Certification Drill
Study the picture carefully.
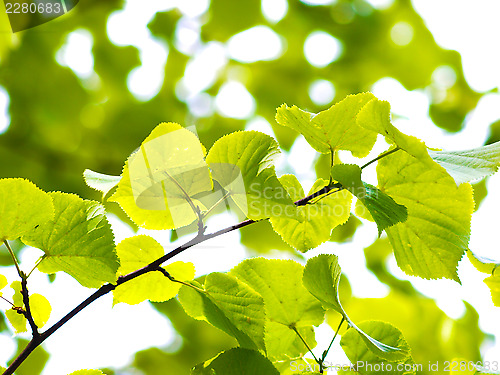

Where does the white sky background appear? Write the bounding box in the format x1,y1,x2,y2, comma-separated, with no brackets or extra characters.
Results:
1,0,500,373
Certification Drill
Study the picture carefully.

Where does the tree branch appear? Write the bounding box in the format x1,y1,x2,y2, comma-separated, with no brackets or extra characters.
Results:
3,180,342,375
21,277,40,339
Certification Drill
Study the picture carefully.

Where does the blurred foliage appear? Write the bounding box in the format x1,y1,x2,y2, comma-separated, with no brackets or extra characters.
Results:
0,0,497,373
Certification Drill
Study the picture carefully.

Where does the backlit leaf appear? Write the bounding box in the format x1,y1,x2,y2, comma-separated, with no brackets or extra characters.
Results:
358,183,408,236
206,130,297,220
67,370,105,375
83,169,121,199
110,122,212,229
303,255,407,361
429,141,500,185
22,192,119,288
178,272,266,351
113,235,195,305
378,151,474,281
191,348,279,375
0,178,54,241
30,293,51,329
270,176,352,251
276,93,378,157
340,321,414,374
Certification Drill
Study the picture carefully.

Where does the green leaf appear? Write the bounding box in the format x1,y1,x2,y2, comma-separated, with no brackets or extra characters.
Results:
83,169,121,198
231,258,324,327
303,255,407,361
6,281,26,333
270,176,352,251
484,271,500,307
340,321,414,374
356,98,434,166
205,130,296,220
428,141,500,185
4,281,51,331
110,122,212,229
30,293,51,329
0,178,54,241
230,258,324,359
358,183,408,236
178,272,266,351
67,370,105,375
330,164,407,235
0,274,7,294
467,250,500,275
22,192,119,288
303,254,343,314
276,93,378,157
377,151,474,281
331,164,366,199
191,348,279,375
113,235,195,305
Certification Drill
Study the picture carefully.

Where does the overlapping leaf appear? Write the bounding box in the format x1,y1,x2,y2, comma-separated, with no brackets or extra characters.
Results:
356,99,434,166
206,131,297,220
340,321,415,374
110,122,212,229
270,176,352,251
83,169,121,199
4,281,51,332
113,235,195,305
22,192,119,288
276,93,378,157
0,179,54,241
331,165,407,235
428,141,500,185
377,151,474,281
178,272,266,351
191,348,279,375
467,250,500,307
229,258,324,359
303,255,408,361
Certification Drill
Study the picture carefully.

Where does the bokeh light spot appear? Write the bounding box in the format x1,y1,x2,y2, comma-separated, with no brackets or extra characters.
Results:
432,65,457,89
227,26,283,63
261,0,288,23
390,21,414,46
304,31,342,67
309,79,335,106
56,29,94,79
215,81,256,119
0,86,10,134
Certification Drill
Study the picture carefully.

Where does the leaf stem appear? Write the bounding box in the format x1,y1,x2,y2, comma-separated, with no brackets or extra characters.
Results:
156,267,206,293
291,326,320,365
361,147,400,170
3,240,23,278
1,295,15,307
321,316,345,362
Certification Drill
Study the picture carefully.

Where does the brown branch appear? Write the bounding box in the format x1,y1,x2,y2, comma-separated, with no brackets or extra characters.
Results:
3,181,342,375
20,277,40,339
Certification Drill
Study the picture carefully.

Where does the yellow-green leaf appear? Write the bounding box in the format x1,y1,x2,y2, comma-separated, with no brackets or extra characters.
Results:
206,130,297,220
276,93,378,157
113,235,195,305
22,192,119,288
0,178,54,241
378,151,474,281
30,293,51,329
110,122,212,229
270,176,352,251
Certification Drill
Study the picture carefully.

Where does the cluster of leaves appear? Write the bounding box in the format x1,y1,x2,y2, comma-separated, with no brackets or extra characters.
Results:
1,93,500,374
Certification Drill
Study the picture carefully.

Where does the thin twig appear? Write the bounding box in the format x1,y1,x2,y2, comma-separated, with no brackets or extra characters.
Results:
21,277,40,338
3,240,22,278
321,316,345,362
